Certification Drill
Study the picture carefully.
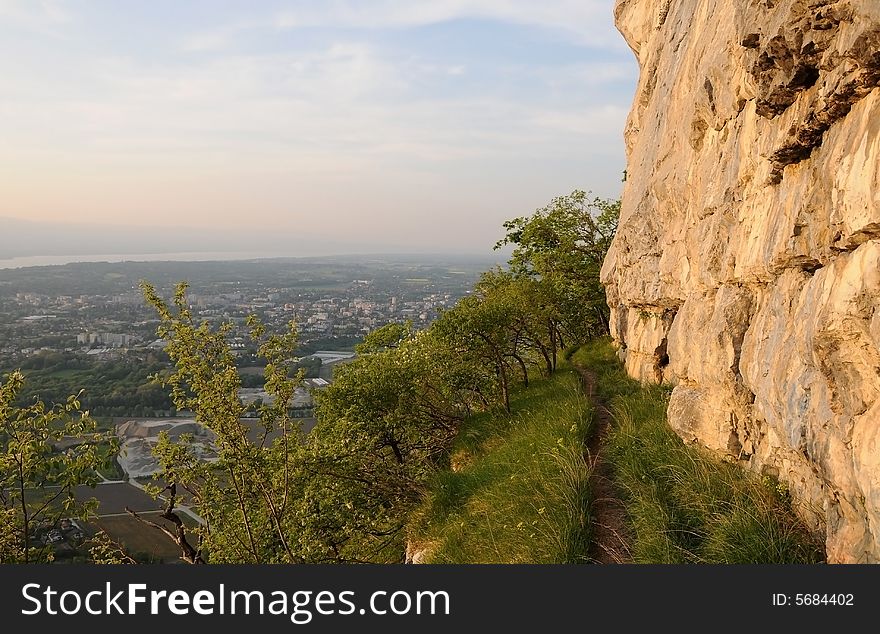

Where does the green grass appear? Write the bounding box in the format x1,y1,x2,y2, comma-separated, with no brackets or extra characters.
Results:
571,339,824,564
409,365,593,563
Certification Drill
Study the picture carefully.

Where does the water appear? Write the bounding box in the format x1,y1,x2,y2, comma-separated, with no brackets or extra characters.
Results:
0,251,306,270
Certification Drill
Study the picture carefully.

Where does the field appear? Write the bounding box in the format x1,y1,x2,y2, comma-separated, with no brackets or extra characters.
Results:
75,482,161,515
93,514,189,562
85,483,200,562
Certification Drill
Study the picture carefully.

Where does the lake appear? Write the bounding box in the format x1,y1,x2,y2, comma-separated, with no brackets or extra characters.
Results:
0,251,308,270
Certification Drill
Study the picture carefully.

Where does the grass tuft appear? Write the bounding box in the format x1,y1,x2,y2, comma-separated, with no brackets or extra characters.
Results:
571,339,824,564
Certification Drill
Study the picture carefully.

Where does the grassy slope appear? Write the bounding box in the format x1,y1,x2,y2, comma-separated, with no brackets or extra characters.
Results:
572,339,824,564
408,364,593,563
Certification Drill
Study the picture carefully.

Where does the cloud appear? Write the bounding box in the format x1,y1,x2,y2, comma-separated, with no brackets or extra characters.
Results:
272,0,617,43
0,0,70,21
2,36,629,161
181,29,235,53
179,0,622,53
0,1,634,251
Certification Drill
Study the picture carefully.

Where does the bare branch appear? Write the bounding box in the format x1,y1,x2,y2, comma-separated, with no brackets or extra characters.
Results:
125,494,205,564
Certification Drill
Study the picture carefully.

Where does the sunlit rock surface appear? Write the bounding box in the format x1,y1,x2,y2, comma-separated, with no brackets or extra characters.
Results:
602,0,880,562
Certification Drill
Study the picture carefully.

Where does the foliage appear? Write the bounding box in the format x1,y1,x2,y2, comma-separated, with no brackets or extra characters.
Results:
139,281,305,563
7,354,174,419
88,530,137,564
496,190,619,341
475,269,563,376
305,325,476,562
0,370,114,563
355,321,414,354
136,280,495,563
432,290,520,413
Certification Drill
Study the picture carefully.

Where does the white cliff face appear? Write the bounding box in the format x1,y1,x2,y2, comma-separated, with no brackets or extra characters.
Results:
602,0,880,562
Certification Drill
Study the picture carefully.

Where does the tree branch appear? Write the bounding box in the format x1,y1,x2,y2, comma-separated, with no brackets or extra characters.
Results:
125,486,204,564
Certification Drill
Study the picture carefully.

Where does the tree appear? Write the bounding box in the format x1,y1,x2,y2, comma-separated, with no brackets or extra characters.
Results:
432,291,520,413
138,284,480,563
0,371,113,563
306,327,467,562
496,190,619,341
475,269,560,376
355,321,414,354
138,281,305,563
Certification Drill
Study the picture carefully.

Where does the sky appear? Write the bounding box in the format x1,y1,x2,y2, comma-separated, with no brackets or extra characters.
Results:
0,0,637,257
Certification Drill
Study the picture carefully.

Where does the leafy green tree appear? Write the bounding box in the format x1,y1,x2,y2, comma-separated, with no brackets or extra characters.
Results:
0,371,112,563
138,285,475,564
138,281,305,563
496,190,619,341
473,268,560,378
307,327,466,562
432,291,520,413
355,321,414,354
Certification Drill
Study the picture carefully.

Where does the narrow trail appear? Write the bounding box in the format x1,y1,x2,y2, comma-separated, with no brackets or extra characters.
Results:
575,364,631,564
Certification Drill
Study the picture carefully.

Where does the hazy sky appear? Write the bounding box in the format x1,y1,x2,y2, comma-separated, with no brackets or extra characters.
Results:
0,0,636,255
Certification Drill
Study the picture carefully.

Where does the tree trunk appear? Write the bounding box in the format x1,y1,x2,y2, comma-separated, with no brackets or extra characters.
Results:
498,358,510,414
510,353,529,387
389,438,405,465
127,483,205,564
540,344,553,376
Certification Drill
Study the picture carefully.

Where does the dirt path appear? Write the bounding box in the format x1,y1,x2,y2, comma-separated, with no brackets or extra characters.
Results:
576,365,631,564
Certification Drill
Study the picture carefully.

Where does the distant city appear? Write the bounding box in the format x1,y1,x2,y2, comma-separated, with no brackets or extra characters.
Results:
0,254,494,368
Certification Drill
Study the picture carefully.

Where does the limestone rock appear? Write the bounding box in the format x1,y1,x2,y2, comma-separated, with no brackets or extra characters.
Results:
604,0,880,562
